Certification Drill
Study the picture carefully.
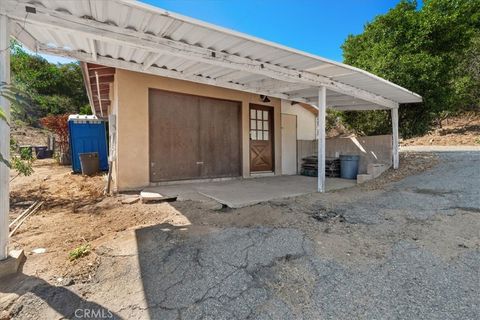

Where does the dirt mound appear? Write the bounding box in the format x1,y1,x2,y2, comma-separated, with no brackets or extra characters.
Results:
10,159,104,209
402,112,480,146
11,123,50,146
8,159,191,283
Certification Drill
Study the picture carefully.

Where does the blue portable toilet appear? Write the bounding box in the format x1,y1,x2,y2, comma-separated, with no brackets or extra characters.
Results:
68,115,109,173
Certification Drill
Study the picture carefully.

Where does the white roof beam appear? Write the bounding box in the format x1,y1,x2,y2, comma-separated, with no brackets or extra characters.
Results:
88,38,97,61
10,21,38,51
324,96,369,103
39,45,308,104
245,79,311,92
80,62,96,115
214,70,249,82
142,52,161,71
330,104,388,111
289,91,322,100
5,5,398,109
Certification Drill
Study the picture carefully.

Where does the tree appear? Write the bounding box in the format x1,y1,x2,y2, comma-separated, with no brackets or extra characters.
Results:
341,0,480,137
10,42,90,125
40,114,70,155
0,82,35,176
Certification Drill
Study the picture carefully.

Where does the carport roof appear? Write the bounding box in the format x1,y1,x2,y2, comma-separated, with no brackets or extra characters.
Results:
3,0,422,115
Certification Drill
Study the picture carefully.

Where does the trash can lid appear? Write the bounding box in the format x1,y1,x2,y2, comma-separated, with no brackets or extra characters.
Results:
339,154,360,160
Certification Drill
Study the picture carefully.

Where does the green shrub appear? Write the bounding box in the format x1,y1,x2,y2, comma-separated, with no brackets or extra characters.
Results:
68,244,91,261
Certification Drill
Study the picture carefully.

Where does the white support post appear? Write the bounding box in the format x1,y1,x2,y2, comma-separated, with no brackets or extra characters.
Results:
391,106,399,169
0,15,10,260
317,86,326,192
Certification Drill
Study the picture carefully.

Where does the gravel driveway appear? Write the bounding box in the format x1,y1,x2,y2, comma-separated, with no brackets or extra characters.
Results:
3,152,479,319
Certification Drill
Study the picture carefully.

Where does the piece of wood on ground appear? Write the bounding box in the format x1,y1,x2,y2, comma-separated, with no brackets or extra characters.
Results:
140,191,177,203
9,201,38,228
9,201,44,237
121,196,140,205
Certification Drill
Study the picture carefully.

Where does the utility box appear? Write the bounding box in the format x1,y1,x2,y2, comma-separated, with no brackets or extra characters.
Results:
68,115,108,173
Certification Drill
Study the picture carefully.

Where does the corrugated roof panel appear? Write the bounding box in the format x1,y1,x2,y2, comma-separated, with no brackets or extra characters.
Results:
130,50,150,65
5,0,422,108
176,60,201,73
164,56,192,71
168,23,196,41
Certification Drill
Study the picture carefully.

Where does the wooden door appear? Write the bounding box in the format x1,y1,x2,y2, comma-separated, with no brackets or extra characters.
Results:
249,104,274,172
149,89,241,182
149,90,200,181
281,114,297,175
198,96,242,178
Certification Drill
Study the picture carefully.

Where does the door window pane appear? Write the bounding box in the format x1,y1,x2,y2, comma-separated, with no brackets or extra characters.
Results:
257,110,263,119
263,121,269,130
250,109,256,119
263,111,268,120
257,120,263,130
250,120,256,129
250,130,256,140
263,131,269,140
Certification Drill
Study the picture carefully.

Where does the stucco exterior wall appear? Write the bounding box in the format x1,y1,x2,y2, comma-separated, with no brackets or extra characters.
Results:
280,100,317,140
114,69,282,191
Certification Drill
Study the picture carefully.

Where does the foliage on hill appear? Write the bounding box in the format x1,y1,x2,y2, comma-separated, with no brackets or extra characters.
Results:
10,41,90,125
341,0,480,138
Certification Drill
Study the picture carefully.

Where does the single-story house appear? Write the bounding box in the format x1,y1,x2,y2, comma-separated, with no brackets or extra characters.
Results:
1,0,422,195
0,0,423,258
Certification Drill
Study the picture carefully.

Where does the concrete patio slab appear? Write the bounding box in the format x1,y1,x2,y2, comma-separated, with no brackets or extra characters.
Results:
144,175,356,208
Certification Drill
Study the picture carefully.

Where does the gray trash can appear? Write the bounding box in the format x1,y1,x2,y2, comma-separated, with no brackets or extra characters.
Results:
340,155,360,179
79,152,99,176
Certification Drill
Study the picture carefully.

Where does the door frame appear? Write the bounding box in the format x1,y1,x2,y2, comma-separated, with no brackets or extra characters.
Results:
249,103,275,173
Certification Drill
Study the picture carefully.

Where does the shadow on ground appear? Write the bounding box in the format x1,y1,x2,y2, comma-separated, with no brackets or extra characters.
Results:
0,272,120,319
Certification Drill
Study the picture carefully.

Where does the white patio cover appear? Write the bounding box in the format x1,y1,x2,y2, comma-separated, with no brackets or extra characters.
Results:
2,0,422,115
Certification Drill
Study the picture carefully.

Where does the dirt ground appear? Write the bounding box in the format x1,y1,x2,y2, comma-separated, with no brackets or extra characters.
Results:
2,151,478,319
6,152,438,285
8,160,191,284
402,112,480,146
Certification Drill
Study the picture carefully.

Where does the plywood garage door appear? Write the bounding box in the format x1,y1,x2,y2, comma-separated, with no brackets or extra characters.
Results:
149,89,241,182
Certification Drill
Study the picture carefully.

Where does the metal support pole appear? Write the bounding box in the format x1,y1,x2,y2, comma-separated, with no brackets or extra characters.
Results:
0,14,11,260
391,106,399,169
317,86,326,192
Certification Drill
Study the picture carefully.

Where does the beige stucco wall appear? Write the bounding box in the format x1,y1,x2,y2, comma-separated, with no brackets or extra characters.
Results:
114,69,282,191
280,100,317,140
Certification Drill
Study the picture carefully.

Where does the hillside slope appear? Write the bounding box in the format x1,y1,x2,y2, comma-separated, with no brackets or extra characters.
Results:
402,112,480,146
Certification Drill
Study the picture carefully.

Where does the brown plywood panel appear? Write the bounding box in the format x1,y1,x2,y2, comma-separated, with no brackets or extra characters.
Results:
149,89,200,181
198,97,242,178
149,89,241,182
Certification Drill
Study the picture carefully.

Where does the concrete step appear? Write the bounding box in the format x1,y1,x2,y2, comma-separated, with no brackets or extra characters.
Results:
367,163,390,178
357,174,373,184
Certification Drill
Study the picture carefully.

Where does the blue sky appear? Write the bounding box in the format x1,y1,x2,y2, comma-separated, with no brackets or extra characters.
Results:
39,0,416,64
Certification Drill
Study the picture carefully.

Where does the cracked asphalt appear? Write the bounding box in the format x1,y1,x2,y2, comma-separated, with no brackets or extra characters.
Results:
4,152,480,319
